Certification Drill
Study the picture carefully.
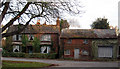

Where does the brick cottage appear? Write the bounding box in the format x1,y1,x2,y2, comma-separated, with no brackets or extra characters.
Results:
6,18,60,54
6,18,118,59
60,29,118,59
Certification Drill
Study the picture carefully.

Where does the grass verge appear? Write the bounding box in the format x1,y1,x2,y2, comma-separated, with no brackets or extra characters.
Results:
2,60,52,69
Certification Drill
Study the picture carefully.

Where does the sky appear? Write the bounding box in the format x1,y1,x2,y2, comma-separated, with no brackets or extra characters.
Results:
1,0,120,30
68,0,120,29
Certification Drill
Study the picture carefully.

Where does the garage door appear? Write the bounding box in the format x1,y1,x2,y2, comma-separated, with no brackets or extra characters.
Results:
98,46,113,58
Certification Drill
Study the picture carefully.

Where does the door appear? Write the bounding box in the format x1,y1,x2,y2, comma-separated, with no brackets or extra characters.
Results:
74,48,80,59
28,46,33,53
98,46,113,58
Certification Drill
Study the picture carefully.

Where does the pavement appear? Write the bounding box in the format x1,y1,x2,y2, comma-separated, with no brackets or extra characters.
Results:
2,57,119,67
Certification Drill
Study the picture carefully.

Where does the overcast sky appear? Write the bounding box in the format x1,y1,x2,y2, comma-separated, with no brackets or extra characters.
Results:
68,0,120,29
1,0,120,29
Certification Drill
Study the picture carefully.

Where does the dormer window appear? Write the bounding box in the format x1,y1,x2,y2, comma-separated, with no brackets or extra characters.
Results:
29,35,34,40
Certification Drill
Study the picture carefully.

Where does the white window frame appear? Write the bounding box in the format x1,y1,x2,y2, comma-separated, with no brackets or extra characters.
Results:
29,34,34,40
64,50,70,55
18,35,22,41
13,35,22,41
13,45,20,53
41,46,50,53
13,35,16,41
83,39,88,44
81,50,89,55
41,34,51,41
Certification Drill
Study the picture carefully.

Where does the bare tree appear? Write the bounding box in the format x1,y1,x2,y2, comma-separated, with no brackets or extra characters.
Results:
0,0,82,37
69,18,80,28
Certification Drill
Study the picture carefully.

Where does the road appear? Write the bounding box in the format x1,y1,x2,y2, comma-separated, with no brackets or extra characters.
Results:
2,57,119,67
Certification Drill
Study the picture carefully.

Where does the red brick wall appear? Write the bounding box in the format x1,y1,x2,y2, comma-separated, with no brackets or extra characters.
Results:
51,34,59,53
34,33,59,53
12,33,59,53
61,38,92,58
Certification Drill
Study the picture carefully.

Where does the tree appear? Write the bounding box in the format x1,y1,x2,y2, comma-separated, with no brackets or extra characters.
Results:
32,37,40,53
21,35,29,52
0,0,82,38
60,19,70,30
91,18,110,29
22,35,29,47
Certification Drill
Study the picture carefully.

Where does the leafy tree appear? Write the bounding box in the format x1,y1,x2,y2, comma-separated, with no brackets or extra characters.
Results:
60,19,70,30
91,18,110,29
32,37,40,53
22,35,29,47
1,0,82,38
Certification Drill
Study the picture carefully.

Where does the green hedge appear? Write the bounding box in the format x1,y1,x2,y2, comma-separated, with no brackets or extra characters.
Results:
2,52,57,59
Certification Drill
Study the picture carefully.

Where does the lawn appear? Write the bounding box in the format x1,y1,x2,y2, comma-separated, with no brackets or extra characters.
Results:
2,60,52,69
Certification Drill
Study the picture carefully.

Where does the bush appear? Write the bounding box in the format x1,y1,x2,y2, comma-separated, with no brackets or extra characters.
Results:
2,51,57,59
64,58,73,60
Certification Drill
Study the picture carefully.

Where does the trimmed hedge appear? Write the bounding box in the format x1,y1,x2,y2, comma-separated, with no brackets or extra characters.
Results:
2,52,57,59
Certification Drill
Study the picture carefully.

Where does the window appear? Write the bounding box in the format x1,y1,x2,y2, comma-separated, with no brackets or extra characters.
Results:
41,34,51,41
29,35,34,40
13,35,16,41
64,50,70,55
41,46,50,53
81,50,89,55
67,39,72,44
13,45,20,52
13,35,22,41
83,39,88,44
19,35,22,40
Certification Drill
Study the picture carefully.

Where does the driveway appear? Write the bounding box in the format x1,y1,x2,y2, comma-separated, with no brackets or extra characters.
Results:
2,57,119,67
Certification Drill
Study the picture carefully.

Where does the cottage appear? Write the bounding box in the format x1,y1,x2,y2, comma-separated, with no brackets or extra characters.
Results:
6,19,60,54
60,29,118,59
118,34,120,58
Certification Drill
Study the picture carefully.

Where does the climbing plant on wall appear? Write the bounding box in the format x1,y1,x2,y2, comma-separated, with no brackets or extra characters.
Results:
32,37,40,53
21,34,29,52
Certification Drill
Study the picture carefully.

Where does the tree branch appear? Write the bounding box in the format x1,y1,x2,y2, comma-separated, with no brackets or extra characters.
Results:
0,2,10,24
2,17,32,37
2,2,32,32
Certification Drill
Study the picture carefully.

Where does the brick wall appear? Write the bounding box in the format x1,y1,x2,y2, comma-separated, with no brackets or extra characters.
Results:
11,33,59,53
60,38,92,59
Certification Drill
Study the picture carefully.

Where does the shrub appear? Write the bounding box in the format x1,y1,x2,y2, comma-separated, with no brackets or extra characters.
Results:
48,53,57,59
2,52,57,59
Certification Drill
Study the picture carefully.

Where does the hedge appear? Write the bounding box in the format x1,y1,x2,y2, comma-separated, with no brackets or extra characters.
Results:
2,52,57,59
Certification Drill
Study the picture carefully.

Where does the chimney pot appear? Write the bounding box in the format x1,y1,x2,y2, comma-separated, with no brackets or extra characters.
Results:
37,20,40,25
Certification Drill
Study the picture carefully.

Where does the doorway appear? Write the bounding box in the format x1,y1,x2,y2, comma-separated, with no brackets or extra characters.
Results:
74,48,80,59
28,46,33,53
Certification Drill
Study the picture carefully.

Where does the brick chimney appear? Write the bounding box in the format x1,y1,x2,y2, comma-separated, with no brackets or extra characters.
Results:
37,20,40,25
43,21,47,25
56,17,60,26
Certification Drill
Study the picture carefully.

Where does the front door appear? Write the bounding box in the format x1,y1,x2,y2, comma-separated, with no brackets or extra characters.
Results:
28,46,33,53
74,48,80,59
